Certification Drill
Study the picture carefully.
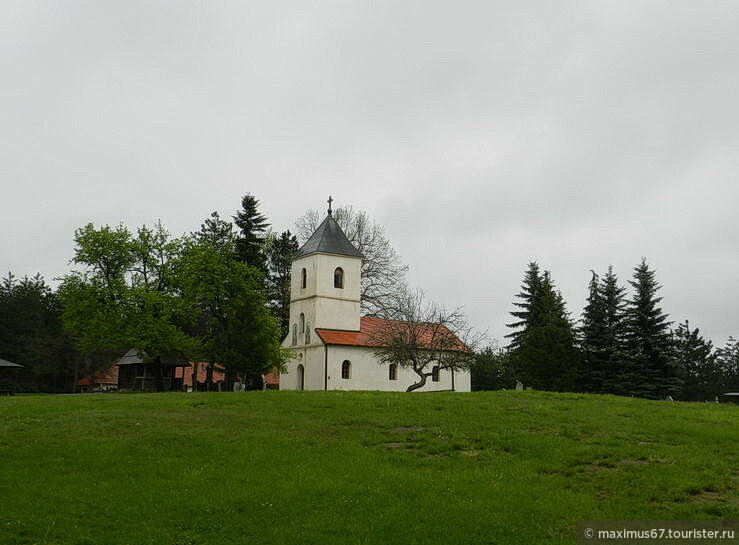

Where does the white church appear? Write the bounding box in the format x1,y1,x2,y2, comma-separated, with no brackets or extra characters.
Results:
279,203,471,392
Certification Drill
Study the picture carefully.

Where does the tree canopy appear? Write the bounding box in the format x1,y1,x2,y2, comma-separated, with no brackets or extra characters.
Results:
371,288,477,392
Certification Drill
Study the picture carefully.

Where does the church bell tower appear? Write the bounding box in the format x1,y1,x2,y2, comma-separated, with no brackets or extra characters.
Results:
288,198,363,346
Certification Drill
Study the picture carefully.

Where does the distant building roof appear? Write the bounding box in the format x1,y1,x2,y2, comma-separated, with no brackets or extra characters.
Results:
263,371,280,386
294,213,363,259
76,366,119,386
114,348,188,367
315,316,467,351
0,358,24,368
115,348,147,366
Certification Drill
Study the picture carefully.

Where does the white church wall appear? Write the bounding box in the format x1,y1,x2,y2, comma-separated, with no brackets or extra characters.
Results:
280,346,327,390
280,344,472,392
289,253,361,332
326,345,470,392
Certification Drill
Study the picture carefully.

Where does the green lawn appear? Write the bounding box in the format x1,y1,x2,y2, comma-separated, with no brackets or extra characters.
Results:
1,391,737,545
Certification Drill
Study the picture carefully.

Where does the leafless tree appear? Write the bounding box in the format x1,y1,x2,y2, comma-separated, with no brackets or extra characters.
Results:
370,287,480,392
295,206,408,315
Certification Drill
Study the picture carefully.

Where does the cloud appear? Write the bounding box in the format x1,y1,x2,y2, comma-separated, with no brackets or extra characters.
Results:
1,1,738,344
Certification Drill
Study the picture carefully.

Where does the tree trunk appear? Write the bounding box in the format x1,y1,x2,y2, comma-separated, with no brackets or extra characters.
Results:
224,368,236,392
191,362,199,392
154,357,164,392
406,370,429,392
205,364,213,392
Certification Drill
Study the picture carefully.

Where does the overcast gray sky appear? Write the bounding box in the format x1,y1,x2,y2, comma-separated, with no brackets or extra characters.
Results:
2,1,738,346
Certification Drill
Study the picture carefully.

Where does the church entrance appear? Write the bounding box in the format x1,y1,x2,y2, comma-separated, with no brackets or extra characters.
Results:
297,364,304,390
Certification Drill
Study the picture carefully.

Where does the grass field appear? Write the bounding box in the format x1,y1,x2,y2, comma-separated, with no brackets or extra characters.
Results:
1,390,738,545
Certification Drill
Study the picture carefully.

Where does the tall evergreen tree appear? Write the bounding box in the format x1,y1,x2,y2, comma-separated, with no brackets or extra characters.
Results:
673,320,717,401
507,264,580,391
579,270,607,392
233,194,269,272
623,259,682,399
265,229,299,339
579,266,627,394
505,262,543,350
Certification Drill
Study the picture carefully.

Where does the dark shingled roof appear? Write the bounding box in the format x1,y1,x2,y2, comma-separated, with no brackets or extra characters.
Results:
115,348,147,365
114,348,188,367
294,213,363,258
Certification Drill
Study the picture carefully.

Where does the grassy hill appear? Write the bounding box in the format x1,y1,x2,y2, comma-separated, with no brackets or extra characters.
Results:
1,391,737,544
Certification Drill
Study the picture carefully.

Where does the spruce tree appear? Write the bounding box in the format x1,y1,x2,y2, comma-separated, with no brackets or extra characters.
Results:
579,271,607,392
505,262,542,350
507,265,580,391
624,259,682,399
233,194,269,272
579,266,628,394
673,320,716,400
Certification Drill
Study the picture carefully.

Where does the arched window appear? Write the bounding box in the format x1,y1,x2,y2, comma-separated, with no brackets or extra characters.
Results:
299,313,305,335
334,267,344,289
341,360,351,379
296,364,304,391
292,324,298,346
389,363,397,381
305,322,311,344
431,365,440,382
301,268,307,289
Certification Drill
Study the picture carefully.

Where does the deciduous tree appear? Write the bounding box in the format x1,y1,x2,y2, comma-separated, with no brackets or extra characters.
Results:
370,288,476,392
59,223,196,389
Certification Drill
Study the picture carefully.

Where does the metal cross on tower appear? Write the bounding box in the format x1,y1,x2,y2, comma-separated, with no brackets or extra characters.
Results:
327,195,333,215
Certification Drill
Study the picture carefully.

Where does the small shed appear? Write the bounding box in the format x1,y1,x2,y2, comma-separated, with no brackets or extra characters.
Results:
0,358,25,395
115,349,187,392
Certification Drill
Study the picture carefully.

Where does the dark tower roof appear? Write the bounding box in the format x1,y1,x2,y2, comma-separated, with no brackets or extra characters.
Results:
294,213,363,259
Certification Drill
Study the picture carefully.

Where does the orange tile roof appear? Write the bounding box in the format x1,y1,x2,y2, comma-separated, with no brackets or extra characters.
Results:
76,366,119,386
315,316,467,351
263,371,280,386
174,362,226,387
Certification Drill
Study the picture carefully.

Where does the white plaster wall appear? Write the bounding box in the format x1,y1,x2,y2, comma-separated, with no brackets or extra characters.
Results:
326,346,470,392
280,345,326,390
290,253,361,332
280,343,472,392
